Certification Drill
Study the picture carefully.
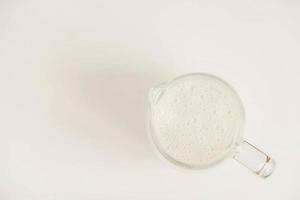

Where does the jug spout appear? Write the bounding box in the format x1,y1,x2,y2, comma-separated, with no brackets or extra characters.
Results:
148,84,167,105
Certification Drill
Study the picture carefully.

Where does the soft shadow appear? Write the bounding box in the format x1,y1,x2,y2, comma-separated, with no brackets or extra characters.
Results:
52,64,166,159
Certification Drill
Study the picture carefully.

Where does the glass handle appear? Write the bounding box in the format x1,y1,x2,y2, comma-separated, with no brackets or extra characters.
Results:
233,140,276,178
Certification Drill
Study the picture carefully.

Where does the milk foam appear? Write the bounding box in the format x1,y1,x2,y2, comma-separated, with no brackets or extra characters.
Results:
150,74,244,167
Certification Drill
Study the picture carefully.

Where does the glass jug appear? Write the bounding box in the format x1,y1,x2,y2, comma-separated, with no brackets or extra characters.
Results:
147,73,275,178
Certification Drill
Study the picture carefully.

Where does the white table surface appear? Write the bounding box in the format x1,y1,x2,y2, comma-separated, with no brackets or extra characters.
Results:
1,0,299,199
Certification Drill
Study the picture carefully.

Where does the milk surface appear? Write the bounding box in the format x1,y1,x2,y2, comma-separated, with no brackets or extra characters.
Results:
150,74,244,167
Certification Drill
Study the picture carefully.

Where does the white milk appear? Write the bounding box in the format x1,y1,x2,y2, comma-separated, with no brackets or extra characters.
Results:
150,74,244,167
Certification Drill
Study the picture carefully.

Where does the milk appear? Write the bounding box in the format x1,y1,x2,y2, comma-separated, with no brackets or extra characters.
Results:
150,74,244,167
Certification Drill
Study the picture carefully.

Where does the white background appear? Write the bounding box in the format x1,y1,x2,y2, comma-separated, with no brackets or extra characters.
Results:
0,0,299,199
